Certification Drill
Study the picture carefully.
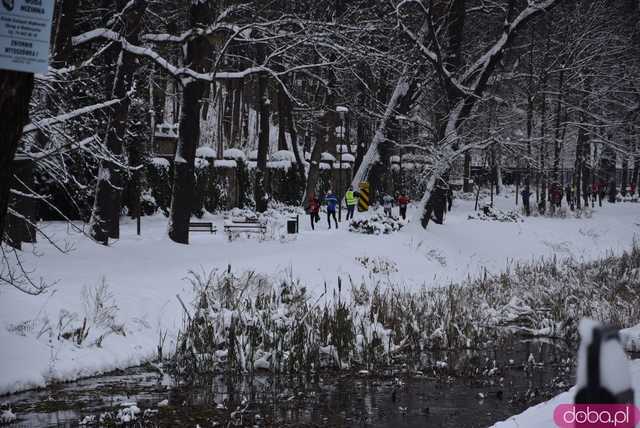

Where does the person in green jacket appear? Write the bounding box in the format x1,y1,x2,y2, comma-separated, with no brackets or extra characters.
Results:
345,187,357,220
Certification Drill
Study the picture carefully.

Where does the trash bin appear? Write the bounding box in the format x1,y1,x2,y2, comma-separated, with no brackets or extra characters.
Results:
287,216,299,234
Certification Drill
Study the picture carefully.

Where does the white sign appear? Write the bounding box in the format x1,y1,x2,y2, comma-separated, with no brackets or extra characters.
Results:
0,0,54,74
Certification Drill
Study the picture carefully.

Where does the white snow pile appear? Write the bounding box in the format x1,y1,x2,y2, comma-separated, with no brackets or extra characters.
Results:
266,160,292,170
271,150,295,162
320,152,336,162
620,321,640,352
195,146,217,159
213,159,237,168
468,205,523,223
223,148,246,161
116,403,141,423
342,153,355,163
0,409,16,424
619,193,639,203
349,213,406,235
194,158,209,169
93,402,143,426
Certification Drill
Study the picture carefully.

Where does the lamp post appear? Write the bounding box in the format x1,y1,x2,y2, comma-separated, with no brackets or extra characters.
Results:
395,115,407,194
337,106,349,222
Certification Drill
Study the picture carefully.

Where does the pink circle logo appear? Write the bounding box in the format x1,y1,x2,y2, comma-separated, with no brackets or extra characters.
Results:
554,404,640,428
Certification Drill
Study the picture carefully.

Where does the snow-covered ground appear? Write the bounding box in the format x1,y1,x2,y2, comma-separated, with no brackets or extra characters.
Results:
492,359,640,428
1,192,639,395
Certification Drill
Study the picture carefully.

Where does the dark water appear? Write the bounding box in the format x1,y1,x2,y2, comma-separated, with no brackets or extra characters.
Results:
1,340,576,427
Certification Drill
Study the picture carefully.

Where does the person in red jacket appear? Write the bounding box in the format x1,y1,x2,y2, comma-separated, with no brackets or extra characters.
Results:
307,192,320,230
397,193,410,220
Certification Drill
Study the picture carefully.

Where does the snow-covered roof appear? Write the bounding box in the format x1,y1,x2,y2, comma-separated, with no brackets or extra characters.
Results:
341,153,355,163
196,146,217,158
321,152,336,162
271,150,295,162
214,159,237,168
247,150,258,160
336,106,349,113
267,160,292,170
390,155,400,163
319,162,332,170
224,148,246,161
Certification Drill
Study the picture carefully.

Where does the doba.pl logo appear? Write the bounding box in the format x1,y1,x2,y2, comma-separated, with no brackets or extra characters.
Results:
554,404,640,427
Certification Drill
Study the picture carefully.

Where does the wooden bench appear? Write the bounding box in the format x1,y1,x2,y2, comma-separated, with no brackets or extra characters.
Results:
223,220,266,240
189,222,217,234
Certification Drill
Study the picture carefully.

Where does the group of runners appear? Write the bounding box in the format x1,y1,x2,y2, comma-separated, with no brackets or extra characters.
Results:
519,179,636,215
306,189,412,230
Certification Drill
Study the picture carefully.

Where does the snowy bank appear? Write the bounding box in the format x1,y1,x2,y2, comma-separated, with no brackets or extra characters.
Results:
1,195,639,395
493,359,640,428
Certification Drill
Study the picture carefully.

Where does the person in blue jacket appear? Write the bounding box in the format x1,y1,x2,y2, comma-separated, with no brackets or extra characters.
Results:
324,190,339,229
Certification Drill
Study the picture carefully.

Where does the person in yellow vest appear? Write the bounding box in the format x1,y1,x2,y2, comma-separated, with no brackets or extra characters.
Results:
345,187,357,220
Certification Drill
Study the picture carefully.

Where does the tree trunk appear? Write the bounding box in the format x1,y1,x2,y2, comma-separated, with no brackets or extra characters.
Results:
277,86,288,151
8,0,79,247
0,72,34,243
6,159,36,249
168,1,213,244
538,75,548,213
89,0,147,244
230,80,242,146
349,74,413,190
51,0,79,66
622,145,629,195
463,152,472,192
283,91,306,190
254,71,270,213
303,86,337,203
632,138,639,194
553,67,564,184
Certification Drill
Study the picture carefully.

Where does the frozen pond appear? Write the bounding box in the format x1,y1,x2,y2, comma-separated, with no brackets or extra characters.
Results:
2,340,578,427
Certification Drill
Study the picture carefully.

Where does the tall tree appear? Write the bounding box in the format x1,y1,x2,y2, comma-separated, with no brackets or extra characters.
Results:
168,0,214,243
0,73,34,242
89,0,147,244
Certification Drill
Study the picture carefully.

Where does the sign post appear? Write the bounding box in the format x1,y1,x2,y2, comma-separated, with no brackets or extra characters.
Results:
358,181,370,212
0,0,55,74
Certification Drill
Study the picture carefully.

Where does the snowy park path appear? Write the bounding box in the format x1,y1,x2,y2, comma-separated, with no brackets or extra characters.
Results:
1,194,639,395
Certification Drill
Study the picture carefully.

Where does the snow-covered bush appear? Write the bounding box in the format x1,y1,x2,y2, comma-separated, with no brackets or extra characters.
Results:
56,279,125,347
146,158,172,216
355,256,399,275
173,244,640,381
349,214,405,234
140,189,158,216
468,205,523,222
0,408,16,425
619,193,639,203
